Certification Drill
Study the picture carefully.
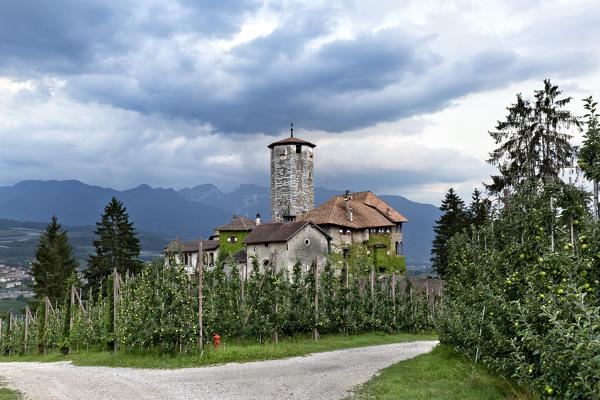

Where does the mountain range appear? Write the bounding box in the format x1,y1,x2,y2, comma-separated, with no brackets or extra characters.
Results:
0,180,441,267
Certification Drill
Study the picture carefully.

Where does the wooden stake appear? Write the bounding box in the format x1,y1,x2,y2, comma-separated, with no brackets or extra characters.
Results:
24,307,29,352
344,262,349,336
313,258,319,341
273,250,278,344
198,238,203,349
391,274,396,327
113,267,118,354
370,266,375,328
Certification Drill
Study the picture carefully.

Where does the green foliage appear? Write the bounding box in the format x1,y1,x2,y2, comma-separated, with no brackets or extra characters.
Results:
0,255,439,356
439,183,600,399
218,230,249,259
30,216,79,304
85,197,142,292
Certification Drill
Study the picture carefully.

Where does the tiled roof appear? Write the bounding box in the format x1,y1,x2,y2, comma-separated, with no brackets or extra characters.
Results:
242,221,329,244
352,191,408,223
227,249,247,264
267,136,316,149
217,216,257,231
162,238,219,253
297,191,407,228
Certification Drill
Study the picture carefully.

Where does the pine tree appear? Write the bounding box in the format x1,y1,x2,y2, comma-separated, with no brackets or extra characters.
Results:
486,80,579,193
578,95,600,219
431,188,468,278
468,188,490,228
85,197,142,292
30,216,79,304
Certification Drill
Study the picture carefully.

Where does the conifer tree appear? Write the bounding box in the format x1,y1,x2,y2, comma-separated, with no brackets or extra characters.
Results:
578,95,600,219
85,197,142,292
486,80,579,193
468,188,490,229
431,188,468,278
30,216,79,304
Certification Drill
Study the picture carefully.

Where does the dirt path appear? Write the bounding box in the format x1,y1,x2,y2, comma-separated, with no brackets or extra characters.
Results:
0,340,438,400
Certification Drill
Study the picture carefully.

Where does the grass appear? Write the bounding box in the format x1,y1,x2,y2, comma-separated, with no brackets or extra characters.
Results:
0,381,21,400
350,344,537,400
0,332,437,369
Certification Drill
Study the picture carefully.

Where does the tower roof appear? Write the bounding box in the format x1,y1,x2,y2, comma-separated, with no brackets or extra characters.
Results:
267,136,316,149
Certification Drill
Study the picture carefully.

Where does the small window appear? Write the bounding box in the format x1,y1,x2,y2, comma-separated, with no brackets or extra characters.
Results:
263,259,270,267
342,248,350,259
304,239,310,247
229,235,237,243
296,144,301,153
264,243,269,247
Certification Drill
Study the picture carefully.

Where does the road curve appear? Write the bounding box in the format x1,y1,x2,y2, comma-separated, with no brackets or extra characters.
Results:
0,340,438,400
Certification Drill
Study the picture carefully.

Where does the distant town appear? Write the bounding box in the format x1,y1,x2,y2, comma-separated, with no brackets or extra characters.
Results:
0,263,33,298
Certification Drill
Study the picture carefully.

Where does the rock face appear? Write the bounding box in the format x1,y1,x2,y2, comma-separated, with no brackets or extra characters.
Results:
269,137,315,223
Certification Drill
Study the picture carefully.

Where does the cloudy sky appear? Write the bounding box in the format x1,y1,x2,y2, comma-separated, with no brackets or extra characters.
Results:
1,0,598,205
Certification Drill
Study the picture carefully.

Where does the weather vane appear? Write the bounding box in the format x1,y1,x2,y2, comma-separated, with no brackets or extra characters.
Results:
290,122,294,138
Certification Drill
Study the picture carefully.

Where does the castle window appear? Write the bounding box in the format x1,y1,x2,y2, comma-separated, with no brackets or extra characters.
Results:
229,235,237,243
296,144,301,153
342,248,350,259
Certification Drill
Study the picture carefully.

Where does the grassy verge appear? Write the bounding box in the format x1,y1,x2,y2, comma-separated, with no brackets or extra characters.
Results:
0,381,21,400
350,345,537,400
0,332,437,369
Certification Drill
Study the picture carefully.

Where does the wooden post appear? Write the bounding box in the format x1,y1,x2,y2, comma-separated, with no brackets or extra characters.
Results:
198,238,203,349
113,268,118,354
391,274,396,327
24,306,29,353
370,266,375,328
70,285,75,355
313,258,319,341
273,250,278,344
344,262,349,336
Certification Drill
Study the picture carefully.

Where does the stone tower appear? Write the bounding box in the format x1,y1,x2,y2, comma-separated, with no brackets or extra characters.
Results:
268,128,315,223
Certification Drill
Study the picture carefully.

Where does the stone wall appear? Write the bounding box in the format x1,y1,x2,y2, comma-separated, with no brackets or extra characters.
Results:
270,143,314,222
246,223,328,275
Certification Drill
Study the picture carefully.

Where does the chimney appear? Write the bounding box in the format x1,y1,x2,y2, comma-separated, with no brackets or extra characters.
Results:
344,190,353,222
233,214,238,220
255,213,261,225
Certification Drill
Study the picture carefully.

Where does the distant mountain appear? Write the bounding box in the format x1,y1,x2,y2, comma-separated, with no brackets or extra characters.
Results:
0,180,440,267
0,180,230,238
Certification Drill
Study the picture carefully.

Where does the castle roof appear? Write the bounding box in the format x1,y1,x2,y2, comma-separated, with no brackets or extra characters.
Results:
297,191,408,229
217,216,257,231
243,221,330,244
267,136,316,149
162,238,219,253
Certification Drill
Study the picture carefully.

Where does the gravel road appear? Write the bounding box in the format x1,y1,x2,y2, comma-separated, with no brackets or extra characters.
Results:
0,340,438,400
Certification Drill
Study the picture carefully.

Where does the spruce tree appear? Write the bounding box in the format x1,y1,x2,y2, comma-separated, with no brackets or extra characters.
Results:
431,188,468,278
486,79,579,193
578,95,600,219
85,197,142,292
468,188,490,229
30,216,79,304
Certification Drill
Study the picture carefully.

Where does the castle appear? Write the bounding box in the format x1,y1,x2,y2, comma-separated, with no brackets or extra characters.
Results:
165,128,408,275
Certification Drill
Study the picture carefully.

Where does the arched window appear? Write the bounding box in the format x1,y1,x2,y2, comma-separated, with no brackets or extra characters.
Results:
395,241,404,255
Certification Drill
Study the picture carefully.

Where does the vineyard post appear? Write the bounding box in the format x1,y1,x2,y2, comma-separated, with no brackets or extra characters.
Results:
0,319,2,351
113,268,118,354
550,197,555,252
391,274,396,328
425,281,430,323
70,284,75,354
198,238,203,349
370,266,374,329
313,258,319,341
44,297,49,354
24,306,29,352
344,261,349,336
273,250,278,344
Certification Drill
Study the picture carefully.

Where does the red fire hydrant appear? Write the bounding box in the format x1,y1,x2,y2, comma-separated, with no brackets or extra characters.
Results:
213,334,221,350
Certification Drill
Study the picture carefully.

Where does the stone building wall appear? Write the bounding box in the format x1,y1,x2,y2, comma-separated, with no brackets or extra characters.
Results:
246,224,328,275
270,144,314,222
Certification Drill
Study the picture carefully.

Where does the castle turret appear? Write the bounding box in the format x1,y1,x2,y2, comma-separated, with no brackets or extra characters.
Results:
268,126,315,223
